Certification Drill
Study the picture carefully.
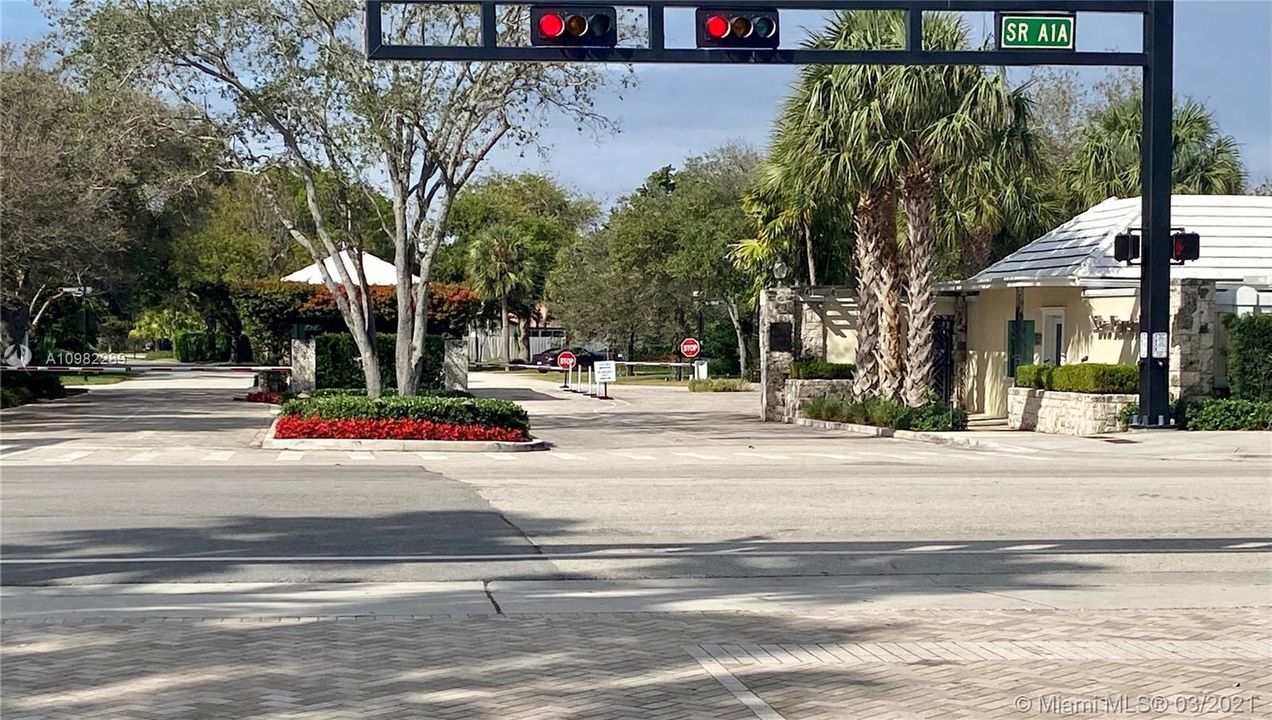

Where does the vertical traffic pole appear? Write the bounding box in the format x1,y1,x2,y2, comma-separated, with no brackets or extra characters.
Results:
1138,0,1173,427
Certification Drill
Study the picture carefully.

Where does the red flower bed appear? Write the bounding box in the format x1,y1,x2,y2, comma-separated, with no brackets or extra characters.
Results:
274,416,527,442
245,391,285,404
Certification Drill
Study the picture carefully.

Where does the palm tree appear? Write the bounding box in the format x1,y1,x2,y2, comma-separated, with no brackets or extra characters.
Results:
467,224,531,362
948,86,1064,276
860,13,1016,406
1065,96,1246,209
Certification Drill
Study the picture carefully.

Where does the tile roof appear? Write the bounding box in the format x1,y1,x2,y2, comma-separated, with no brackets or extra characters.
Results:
966,195,1272,288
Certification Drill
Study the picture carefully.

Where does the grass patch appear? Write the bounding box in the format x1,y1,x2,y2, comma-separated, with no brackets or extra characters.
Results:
688,378,752,392
143,350,175,360
61,374,131,386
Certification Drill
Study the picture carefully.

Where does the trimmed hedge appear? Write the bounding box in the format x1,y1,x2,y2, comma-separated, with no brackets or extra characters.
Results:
688,378,752,392
314,333,444,390
281,395,529,433
174,331,210,363
789,360,855,380
1015,363,1137,394
1226,314,1272,401
801,395,968,431
310,387,473,399
1118,398,1272,431
1,371,68,408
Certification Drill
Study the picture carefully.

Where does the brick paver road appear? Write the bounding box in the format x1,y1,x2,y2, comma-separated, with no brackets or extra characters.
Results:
3,607,1268,720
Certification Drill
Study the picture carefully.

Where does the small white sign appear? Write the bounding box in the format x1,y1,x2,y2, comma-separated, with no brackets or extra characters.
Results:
1152,331,1169,359
594,360,617,383
1139,332,1148,359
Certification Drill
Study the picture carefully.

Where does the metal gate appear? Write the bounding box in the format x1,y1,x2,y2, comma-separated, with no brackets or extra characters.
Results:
932,315,955,406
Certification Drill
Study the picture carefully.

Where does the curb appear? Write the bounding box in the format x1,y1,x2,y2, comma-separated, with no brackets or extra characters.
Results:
792,417,994,451
260,417,548,452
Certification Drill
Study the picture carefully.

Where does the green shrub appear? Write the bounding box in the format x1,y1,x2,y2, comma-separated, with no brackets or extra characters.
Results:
1185,398,1272,431
1,371,67,407
313,333,445,390
706,357,740,378
688,378,752,392
1226,314,1272,401
1015,363,1136,394
310,387,473,399
800,394,965,431
212,332,234,362
281,395,529,432
789,360,855,380
174,332,211,363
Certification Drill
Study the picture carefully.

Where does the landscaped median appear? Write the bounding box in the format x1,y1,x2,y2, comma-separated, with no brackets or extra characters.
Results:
262,392,544,451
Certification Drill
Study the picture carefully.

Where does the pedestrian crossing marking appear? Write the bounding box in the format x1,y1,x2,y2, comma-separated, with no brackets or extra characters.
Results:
126,451,158,463
1225,541,1272,549
482,453,517,461
347,451,376,462
998,543,1058,551
416,452,448,462
615,452,657,460
674,452,724,461
903,544,967,552
749,453,791,460
810,453,858,461
276,451,303,462
551,452,585,461
48,451,93,463
204,450,236,462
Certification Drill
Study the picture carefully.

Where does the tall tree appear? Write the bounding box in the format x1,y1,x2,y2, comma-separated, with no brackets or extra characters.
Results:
467,225,532,361
1065,95,1246,208
55,0,624,396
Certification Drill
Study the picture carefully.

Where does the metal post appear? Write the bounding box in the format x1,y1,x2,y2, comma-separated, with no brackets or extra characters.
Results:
1138,0,1173,427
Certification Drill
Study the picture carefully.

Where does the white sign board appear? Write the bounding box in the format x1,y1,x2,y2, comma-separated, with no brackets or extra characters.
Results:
1151,331,1169,359
1139,332,1148,359
594,360,617,383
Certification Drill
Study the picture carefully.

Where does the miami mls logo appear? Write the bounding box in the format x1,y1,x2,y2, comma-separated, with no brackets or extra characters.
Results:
3,343,32,368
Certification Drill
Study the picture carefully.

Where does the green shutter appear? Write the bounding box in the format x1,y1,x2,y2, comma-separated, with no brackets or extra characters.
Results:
1007,320,1035,376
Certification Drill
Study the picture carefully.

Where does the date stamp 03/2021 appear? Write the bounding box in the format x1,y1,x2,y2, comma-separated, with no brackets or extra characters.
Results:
1013,693,1261,715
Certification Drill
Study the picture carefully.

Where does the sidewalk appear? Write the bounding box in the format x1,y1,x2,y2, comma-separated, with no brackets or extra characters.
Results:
4,607,1268,720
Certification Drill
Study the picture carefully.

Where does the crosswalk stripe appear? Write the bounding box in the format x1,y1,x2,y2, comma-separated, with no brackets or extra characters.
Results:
903,544,967,552
674,452,724,461
48,451,93,463
126,451,157,463
416,452,448,462
551,452,584,461
276,451,303,462
998,543,1058,551
0,446,30,459
614,452,657,460
482,453,517,461
347,451,376,462
810,453,858,461
749,453,791,461
1225,541,1272,549
204,450,236,462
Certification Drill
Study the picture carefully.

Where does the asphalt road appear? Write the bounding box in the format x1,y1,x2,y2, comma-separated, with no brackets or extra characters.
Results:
2,372,1269,609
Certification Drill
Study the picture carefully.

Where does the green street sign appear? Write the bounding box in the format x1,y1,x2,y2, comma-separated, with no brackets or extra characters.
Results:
996,13,1076,51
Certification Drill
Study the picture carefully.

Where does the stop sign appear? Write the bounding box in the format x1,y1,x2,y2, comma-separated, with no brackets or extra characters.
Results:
557,350,577,370
680,337,701,359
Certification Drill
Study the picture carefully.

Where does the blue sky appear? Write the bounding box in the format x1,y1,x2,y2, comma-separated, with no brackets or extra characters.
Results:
3,0,1268,204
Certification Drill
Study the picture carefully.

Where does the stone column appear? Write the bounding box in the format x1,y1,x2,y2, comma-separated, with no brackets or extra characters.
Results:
443,339,468,390
1169,278,1216,399
290,338,316,394
798,291,826,359
759,287,797,422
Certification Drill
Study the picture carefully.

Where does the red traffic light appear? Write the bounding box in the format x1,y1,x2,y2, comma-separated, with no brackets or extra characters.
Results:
704,14,729,39
696,7,780,48
538,12,565,38
531,5,617,47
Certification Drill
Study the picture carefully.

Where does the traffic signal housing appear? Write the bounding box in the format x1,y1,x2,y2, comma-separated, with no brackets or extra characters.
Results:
696,7,779,49
1172,231,1200,263
1113,233,1139,264
531,6,617,47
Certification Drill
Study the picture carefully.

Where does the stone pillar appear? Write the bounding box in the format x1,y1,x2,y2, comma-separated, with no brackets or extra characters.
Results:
290,338,316,394
798,292,826,358
443,339,468,390
953,294,969,408
1169,278,1216,399
760,287,797,422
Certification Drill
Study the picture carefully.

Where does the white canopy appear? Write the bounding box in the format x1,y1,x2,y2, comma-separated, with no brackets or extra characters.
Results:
281,250,418,286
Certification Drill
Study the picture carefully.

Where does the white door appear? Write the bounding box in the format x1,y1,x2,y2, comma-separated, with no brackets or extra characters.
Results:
1041,309,1066,366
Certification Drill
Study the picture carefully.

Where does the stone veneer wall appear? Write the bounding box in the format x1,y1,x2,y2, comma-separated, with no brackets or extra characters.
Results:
443,339,468,390
783,379,856,423
1007,386,1137,435
290,338,317,393
1170,279,1217,399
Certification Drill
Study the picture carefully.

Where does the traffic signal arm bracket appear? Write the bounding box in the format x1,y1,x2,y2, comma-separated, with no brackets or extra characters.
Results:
366,0,1152,66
